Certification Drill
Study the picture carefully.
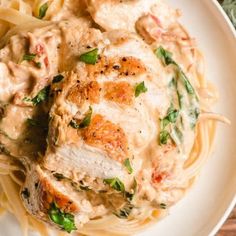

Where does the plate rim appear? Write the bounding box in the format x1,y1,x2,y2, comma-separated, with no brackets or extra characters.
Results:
208,0,236,235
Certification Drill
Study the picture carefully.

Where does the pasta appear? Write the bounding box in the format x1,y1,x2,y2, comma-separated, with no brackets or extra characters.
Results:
0,1,229,236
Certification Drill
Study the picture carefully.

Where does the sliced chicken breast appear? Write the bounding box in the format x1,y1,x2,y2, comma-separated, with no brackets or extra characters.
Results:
21,164,121,231
86,0,157,32
86,0,180,33
43,30,170,188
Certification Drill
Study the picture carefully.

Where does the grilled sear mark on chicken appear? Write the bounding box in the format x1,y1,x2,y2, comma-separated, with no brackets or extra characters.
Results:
104,81,134,105
87,56,146,79
67,81,101,107
81,114,129,163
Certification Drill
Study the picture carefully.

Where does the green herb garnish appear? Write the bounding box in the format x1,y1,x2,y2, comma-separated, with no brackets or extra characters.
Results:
38,2,48,19
23,54,36,61
31,86,50,105
78,106,92,129
177,90,183,109
52,74,64,83
79,48,99,65
169,78,177,88
159,130,170,145
70,107,93,129
22,86,50,105
103,178,125,192
69,120,80,129
189,108,200,128
155,46,176,66
155,46,196,96
48,202,77,233
178,71,195,95
135,81,148,97
125,178,137,201
123,158,133,174
114,203,134,219
160,203,167,209
166,108,179,123
26,118,38,126
171,126,183,145
35,62,42,68
160,105,179,129
23,97,31,102
53,173,65,181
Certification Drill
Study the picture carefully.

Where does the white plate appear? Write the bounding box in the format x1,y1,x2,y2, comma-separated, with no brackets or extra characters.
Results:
0,0,236,236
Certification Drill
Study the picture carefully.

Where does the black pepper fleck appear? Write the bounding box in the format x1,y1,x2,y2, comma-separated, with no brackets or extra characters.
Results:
21,188,30,199
113,65,120,70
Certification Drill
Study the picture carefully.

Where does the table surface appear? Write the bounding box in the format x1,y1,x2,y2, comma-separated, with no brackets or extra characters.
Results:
217,207,236,235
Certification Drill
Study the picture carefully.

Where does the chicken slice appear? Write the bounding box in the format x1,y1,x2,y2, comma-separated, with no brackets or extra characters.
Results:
86,0,180,32
21,165,113,231
86,0,157,32
43,30,170,184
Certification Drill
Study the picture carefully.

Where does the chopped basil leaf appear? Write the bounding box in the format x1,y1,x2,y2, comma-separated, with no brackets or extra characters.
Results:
23,54,36,61
103,178,125,192
48,202,77,233
160,118,170,130
53,74,64,83
114,203,134,219
31,86,50,105
123,158,133,174
69,107,93,129
155,46,176,66
35,62,42,68
189,108,200,128
23,97,31,102
135,81,148,97
78,106,92,129
26,118,38,126
166,109,179,123
179,71,195,95
160,106,179,129
125,178,137,201
53,173,65,181
177,90,183,109
169,78,177,88
133,178,137,194
160,203,167,209
69,120,80,129
38,2,48,19
171,126,183,145
79,48,99,65
155,46,196,96
159,130,170,145
21,188,30,199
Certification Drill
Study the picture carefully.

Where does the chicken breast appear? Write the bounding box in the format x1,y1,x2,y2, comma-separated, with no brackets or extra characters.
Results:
86,0,180,33
86,0,157,32
43,30,170,189
21,165,111,231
